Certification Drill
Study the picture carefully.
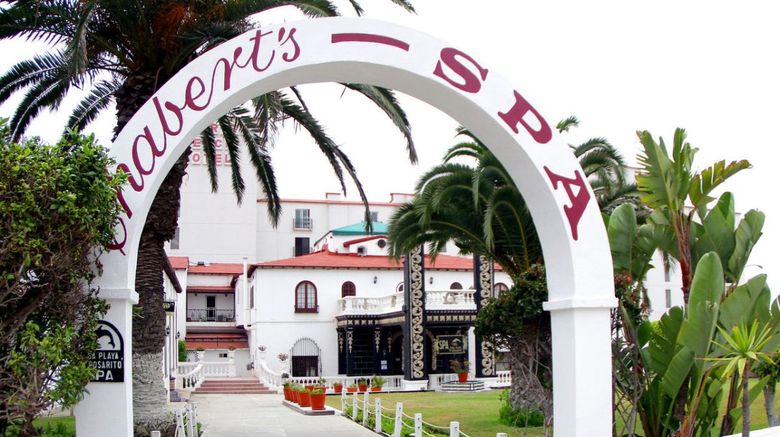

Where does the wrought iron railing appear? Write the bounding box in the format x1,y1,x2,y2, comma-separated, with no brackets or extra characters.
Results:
293,217,313,230
186,308,235,322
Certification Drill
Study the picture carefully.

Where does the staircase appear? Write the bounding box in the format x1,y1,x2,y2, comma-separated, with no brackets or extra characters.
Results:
193,378,276,394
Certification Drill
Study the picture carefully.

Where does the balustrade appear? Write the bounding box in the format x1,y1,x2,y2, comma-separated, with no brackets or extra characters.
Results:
186,308,235,322
338,288,476,316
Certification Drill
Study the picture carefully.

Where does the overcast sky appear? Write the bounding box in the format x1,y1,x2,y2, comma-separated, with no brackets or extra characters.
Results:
1,1,777,291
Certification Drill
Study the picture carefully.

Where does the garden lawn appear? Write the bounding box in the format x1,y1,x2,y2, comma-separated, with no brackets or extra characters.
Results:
326,390,545,437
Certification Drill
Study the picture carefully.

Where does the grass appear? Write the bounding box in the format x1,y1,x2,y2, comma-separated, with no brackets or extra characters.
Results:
326,390,545,437
330,385,780,437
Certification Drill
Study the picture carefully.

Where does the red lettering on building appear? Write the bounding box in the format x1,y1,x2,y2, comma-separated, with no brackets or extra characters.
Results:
497,91,552,144
544,167,590,241
433,48,488,94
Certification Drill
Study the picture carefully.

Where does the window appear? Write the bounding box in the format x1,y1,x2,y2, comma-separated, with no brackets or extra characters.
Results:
294,209,312,229
449,282,463,290
493,283,509,296
294,237,310,257
250,285,255,309
170,227,180,250
341,281,356,297
396,282,404,293
295,281,318,313
369,211,379,222
665,289,672,308
663,262,671,282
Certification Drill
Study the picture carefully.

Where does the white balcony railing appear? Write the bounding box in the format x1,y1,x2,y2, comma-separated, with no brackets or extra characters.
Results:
338,289,476,316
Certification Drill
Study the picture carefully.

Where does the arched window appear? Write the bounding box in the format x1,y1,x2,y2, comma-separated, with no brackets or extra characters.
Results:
291,337,321,376
493,282,509,296
295,281,318,313
396,282,404,293
450,282,463,290
341,281,356,297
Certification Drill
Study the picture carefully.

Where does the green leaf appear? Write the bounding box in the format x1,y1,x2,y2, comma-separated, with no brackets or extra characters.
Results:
661,346,695,398
727,209,765,284
689,159,752,215
608,204,637,273
679,253,724,357
692,192,735,269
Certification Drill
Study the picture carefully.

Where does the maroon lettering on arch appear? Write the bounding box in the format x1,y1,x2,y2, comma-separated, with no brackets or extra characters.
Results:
498,91,552,144
544,166,590,241
331,33,410,51
109,25,301,255
433,48,488,94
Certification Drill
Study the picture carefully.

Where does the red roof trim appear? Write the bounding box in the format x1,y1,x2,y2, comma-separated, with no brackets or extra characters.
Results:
188,263,244,275
168,256,189,270
187,285,235,293
253,251,486,271
343,235,387,247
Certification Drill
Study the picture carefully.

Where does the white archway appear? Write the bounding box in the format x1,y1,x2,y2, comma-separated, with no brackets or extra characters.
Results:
77,18,616,436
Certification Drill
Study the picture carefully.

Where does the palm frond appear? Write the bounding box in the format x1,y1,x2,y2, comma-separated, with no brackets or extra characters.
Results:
200,123,220,193
218,113,246,203
343,83,417,164
67,77,119,132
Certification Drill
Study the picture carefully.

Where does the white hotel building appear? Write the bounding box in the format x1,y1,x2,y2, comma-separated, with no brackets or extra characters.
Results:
162,139,682,391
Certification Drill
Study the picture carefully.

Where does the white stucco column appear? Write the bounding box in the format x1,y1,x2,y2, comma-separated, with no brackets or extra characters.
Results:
543,297,615,436
75,288,138,437
467,327,476,380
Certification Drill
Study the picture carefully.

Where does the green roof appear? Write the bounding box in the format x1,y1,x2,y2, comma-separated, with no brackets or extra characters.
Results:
331,221,389,236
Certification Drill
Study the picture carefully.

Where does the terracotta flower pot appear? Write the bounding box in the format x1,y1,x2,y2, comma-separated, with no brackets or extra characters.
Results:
310,392,326,410
347,387,357,393
370,386,382,392
333,384,343,394
358,384,368,392
305,385,315,392
457,372,468,383
292,390,300,404
299,391,311,408
283,388,290,401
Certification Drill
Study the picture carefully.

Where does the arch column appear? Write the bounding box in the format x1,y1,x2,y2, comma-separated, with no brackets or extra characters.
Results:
544,297,615,435
74,288,137,437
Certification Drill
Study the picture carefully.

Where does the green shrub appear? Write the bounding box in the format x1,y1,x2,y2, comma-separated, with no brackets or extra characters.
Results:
178,340,188,362
497,389,544,428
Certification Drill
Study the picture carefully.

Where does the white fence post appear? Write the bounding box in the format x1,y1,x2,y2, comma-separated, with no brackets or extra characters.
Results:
375,398,382,433
352,393,358,421
449,421,460,437
393,402,403,437
414,413,422,437
175,410,185,436
341,391,346,415
186,405,196,437
362,391,370,426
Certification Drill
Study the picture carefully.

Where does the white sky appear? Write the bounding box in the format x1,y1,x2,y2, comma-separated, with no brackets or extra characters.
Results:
1,0,777,291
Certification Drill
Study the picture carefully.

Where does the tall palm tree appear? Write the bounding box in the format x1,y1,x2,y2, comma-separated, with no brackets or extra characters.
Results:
0,1,416,434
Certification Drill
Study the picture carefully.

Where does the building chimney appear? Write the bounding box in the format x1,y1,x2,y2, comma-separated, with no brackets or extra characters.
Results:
325,192,342,200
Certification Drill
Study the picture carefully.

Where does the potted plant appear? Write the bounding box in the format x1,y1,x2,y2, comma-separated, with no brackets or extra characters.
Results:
333,380,344,394
451,359,470,383
281,372,290,384
283,382,291,402
310,386,327,410
357,378,369,392
370,375,385,392
346,383,358,393
299,386,311,408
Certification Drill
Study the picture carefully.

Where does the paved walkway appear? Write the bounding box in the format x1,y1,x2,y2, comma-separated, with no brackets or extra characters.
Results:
192,393,377,437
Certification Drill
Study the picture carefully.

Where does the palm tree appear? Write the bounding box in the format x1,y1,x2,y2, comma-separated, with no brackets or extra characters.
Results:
0,1,416,434
387,124,631,419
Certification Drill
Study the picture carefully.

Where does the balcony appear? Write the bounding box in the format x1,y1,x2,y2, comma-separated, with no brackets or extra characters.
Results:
187,308,235,323
337,289,476,316
293,217,313,230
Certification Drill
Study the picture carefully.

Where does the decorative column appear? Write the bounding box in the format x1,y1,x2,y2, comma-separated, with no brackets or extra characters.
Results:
337,329,346,374
402,246,427,386
345,328,354,376
373,328,382,374
473,255,495,378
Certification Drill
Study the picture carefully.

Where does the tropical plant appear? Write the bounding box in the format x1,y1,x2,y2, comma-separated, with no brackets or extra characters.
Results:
0,1,417,434
635,128,752,301
450,359,470,374
0,125,121,435
371,375,385,387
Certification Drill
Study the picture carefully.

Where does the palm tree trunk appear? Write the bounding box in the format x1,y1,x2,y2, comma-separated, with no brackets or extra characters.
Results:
720,373,740,435
763,383,776,427
743,366,750,437
114,71,188,436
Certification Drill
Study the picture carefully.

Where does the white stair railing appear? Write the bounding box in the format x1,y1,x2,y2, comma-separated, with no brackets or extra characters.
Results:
179,364,204,389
